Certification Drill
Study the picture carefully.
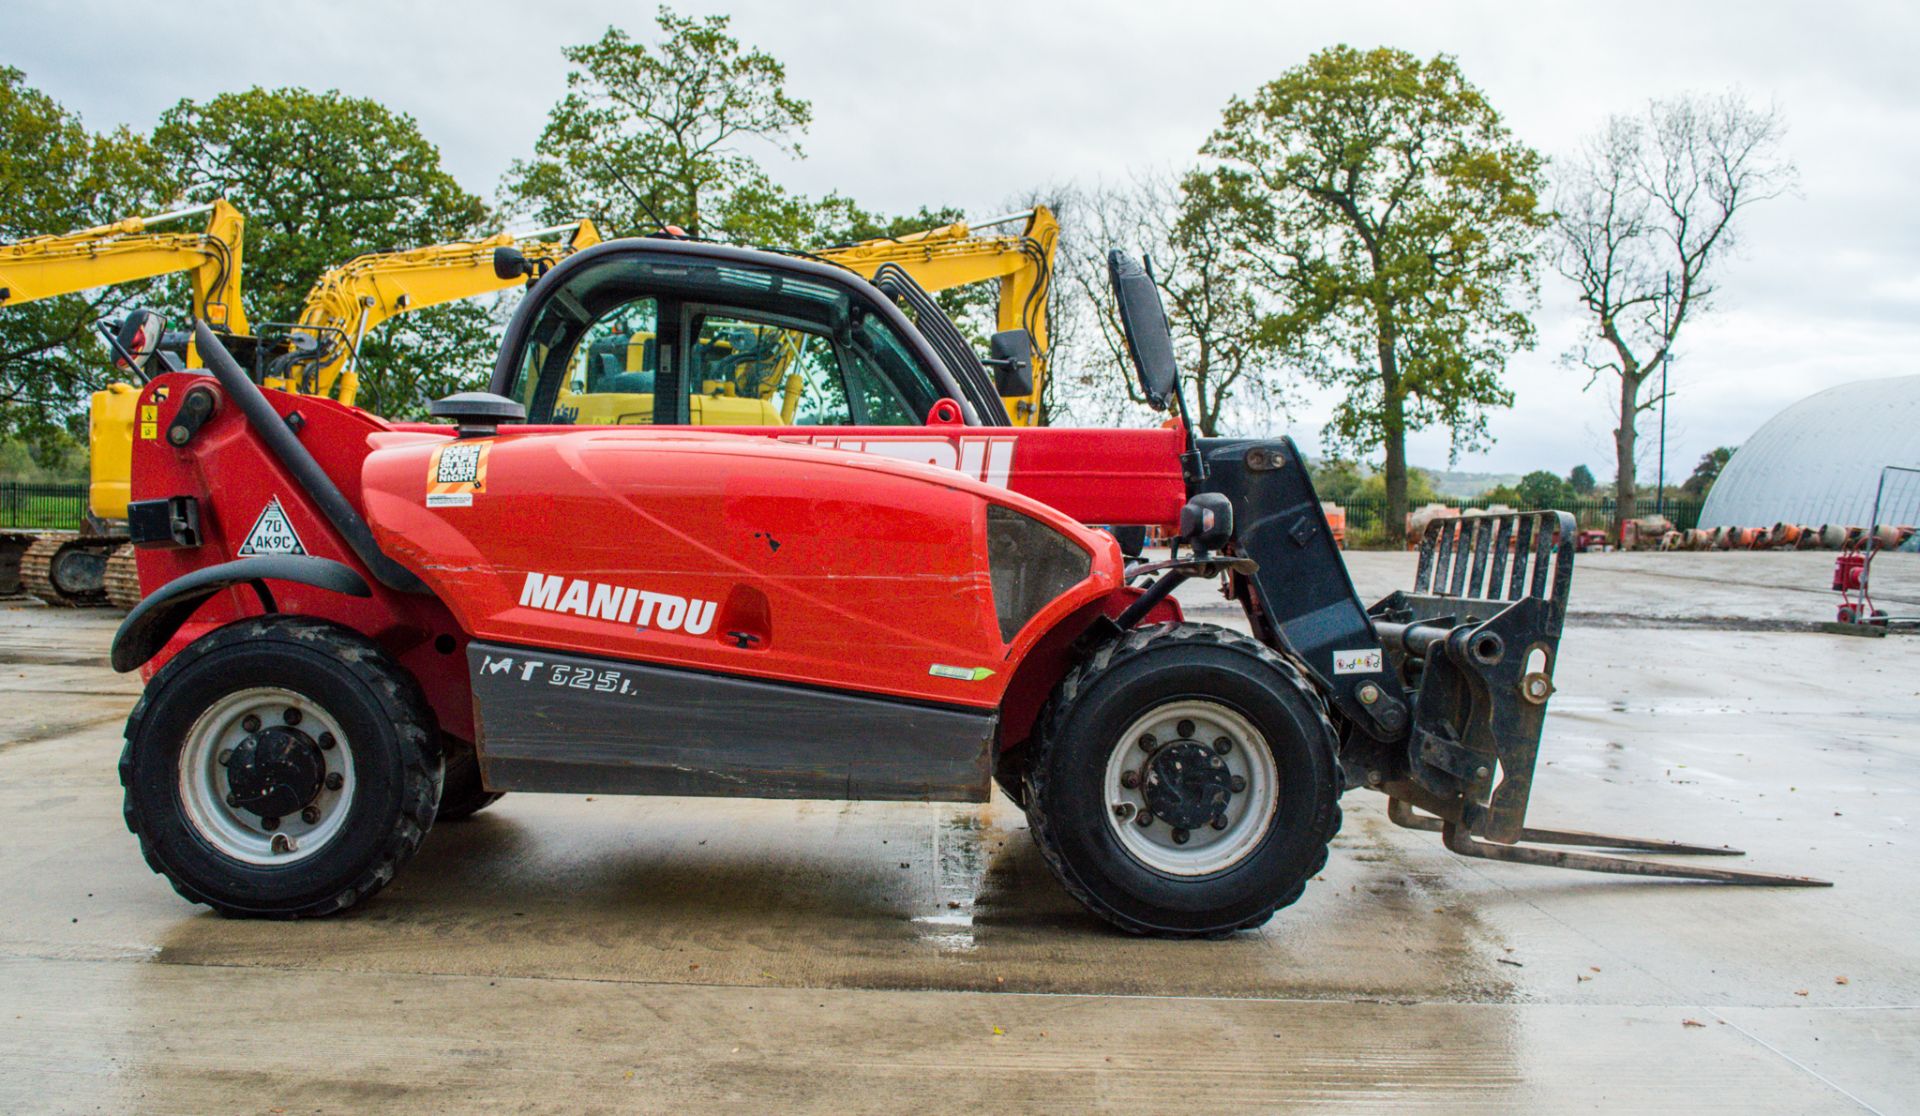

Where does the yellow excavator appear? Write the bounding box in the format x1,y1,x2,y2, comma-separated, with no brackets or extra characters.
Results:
0,201,600,605
0,200,250,604
817,206,1056,425
539,207,1058,428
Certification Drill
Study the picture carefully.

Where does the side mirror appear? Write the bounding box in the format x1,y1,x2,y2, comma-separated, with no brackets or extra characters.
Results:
493,246,532,281
1107,251,1178,410
110,309,166,377
985,329,1034,397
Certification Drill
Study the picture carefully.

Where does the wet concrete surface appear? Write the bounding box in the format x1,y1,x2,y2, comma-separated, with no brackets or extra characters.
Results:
0,554,1915,1112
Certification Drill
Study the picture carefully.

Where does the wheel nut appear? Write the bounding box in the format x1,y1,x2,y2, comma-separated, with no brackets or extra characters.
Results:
324,772,344,792
1210,815,1230,831
1112,802,1135,821
217,748,233,766
283,708,303,726
1358,683,1381,706
318,732,336,751
1229,775,1247,794
1213,736,1233,755
1176,719,1195,739
241,714,261,733
225,792,239,808
1172,828,1190,844
1136,810,1153,828
261,816,280,831
1138,733,1157,751
301,806,321,824
1120,770,1141,790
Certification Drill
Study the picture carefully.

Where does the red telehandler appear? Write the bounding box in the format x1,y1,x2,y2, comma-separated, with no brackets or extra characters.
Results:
110,237,1821,936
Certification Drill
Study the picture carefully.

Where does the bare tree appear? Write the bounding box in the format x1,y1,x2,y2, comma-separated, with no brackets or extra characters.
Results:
1554,91,1794,519
1049,170,1290,436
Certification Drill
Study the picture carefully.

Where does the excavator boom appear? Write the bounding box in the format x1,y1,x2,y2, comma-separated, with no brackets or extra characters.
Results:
0,200,249,345
818,207,1056,425
276,220,601,406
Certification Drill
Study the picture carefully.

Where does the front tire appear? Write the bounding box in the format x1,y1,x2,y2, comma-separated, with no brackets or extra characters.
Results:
119,616,441,918
1024,623,1342,938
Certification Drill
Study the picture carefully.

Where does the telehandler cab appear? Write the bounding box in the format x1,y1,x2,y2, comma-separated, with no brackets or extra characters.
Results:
111,236,1822,937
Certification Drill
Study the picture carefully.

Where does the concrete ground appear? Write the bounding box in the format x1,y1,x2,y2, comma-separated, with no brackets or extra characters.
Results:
0,551,1914,1113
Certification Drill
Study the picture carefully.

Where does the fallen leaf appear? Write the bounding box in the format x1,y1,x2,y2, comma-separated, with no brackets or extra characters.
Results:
1682,1018,1706,1028
1836,976,1850,985
1577,974,1592,982
991,1026,1004,1036
1589,966,1601,973
1795,989,1809,997
1496,957,1524,968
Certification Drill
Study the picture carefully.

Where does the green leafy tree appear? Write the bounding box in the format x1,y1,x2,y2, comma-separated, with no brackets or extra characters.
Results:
0,66,172,458
506,9,813,243
1201,45,1548,532
152,87,492,417
1515,469,1575,508
1682,445,1735,498
1568,463,1596,495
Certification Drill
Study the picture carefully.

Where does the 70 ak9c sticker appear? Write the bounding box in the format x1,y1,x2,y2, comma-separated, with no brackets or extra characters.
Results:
427,441,490,507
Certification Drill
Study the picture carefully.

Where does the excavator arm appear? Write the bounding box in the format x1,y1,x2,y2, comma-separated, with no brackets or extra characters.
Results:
817,207,1057,425
0,200,249,355
273,220,601,406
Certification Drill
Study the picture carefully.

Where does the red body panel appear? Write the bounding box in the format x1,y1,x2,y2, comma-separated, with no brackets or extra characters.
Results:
131,374,1164,746
363,428,1124,708
391,423,1190,529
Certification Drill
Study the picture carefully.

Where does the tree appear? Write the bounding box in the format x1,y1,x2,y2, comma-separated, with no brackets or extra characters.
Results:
152,87,493,417
0,67,171,457
1568,463,1597,495
1515,469,1575,508
1054,171,1291,436
1553,91,1793,522
1682,445,1735,498
1201,46,1548,533
505,9,813,242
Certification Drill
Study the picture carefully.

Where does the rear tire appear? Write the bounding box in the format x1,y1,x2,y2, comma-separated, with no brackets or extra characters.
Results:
436,739,505,821
1024,623,1342,938
119,616,441,918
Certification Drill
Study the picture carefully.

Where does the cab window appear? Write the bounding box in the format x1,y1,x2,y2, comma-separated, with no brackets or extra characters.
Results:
503,253,946,427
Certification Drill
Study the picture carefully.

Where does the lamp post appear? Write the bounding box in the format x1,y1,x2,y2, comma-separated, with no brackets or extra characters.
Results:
1656,273,1671,520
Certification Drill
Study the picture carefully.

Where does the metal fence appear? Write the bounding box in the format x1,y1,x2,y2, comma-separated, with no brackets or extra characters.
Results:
1334,496,1704,549
0,481,88,531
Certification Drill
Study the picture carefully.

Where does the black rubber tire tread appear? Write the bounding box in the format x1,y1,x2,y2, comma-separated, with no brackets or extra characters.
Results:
119,615,442,918
1023,622,1343,939
436,739,505,821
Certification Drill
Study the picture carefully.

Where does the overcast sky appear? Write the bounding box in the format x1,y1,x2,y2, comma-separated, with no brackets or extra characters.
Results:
5,0,1916,480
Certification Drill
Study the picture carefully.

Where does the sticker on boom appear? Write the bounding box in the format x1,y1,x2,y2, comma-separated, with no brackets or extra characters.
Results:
427,440,490,507
1332,648,1383,675
237,496,305,557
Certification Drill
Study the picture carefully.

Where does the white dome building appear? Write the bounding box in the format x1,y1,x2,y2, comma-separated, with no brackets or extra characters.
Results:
1699,375,1920,530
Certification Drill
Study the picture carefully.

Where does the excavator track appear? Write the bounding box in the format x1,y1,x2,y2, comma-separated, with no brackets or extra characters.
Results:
22,533,118,607
0,532,35,597
105,543,142,611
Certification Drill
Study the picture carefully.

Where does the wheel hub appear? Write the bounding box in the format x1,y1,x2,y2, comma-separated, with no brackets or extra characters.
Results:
225,726,325,819
1141,740,1234,830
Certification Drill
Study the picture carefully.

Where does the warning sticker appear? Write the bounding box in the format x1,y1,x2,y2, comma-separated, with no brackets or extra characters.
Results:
427,440,490,508
139,403,158,441
1332,648,1383,675
238,497,306,556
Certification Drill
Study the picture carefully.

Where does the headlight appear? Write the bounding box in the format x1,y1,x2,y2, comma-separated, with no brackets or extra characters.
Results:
986,504,1091,643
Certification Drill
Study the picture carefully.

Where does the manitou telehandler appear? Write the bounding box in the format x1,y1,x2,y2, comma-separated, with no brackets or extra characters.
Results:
110,236,1821,936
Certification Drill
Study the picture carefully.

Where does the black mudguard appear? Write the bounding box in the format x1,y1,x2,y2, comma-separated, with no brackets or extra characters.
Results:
110,556,370,673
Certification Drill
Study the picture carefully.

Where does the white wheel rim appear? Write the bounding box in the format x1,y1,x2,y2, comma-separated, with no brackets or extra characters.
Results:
177,686,355,865
1102,699,1279,876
